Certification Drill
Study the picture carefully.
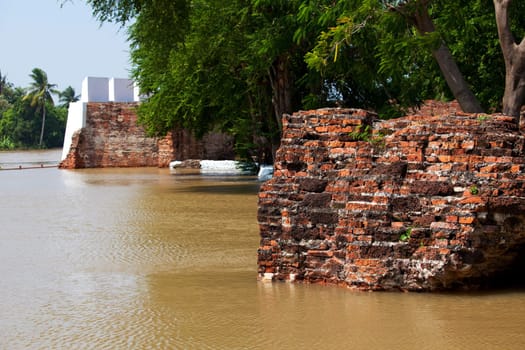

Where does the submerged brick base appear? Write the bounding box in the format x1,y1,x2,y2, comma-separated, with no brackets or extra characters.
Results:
257,108,525,291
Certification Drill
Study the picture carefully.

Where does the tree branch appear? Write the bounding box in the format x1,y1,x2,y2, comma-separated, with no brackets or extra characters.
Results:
493,0,516,59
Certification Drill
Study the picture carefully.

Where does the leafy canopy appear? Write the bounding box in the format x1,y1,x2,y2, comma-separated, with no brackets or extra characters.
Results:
84,0,525,157
0,68,67,149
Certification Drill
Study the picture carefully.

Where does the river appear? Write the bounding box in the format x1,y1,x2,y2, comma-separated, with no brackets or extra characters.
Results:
1,149,524,349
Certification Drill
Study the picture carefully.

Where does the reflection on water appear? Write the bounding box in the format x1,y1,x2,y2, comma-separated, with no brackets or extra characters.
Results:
0,150,524,349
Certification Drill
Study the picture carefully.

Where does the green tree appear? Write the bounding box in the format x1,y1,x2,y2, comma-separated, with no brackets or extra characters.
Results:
84,0,525,146
43,105,67,148
1,91,41,147
0,71,15,148
87,0,326,162
389,1,483,113
0,70,7,95
1,89,65,149
58,86,80,108
304,0,525,117
0,70,11,113
303,0,485,113
24,68,58,147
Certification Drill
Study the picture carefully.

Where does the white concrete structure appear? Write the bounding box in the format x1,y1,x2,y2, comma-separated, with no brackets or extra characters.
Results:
61,102,87,161
133,84,142,102
61,77,141,160
169,160,253,175
80,77,109,102
168,160,269,178
257,165,274,181
109,78,135,102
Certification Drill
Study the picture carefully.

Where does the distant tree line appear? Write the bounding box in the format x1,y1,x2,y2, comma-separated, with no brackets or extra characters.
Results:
0,68,79,149
85,0,525,163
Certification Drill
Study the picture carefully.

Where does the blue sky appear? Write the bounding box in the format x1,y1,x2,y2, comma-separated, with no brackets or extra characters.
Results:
0,0,130,95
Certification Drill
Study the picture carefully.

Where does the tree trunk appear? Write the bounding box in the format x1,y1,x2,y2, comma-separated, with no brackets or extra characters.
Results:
412,1,484,113
502,69,525,117
39,104,46,147
263,55,293,163
494,0,525,119
268,54,292,130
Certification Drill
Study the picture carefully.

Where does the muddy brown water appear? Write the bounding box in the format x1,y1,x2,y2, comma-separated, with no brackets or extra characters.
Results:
1,150,524,349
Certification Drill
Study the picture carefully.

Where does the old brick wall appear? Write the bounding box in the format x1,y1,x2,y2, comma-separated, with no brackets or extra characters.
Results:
258,108,525,291
409,99,462,116
60,102,161,168
169,128,235,161
60,102,234,168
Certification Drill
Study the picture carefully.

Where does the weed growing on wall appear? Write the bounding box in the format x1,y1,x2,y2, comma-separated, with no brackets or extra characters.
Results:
400,227,412,242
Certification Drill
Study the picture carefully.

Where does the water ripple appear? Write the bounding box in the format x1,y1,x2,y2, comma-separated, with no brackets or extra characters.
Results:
2,154,525,350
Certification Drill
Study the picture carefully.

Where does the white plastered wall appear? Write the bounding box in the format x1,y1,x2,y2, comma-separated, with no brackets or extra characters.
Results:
109,78,135,102
80,77,109,102
61,101,87,160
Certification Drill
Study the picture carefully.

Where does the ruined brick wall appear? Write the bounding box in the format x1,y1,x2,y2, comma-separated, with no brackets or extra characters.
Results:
60,102,234,168
157,131,176,168
60,102,161,168
409,99,462,116
169,129,235,161
258,108,525,291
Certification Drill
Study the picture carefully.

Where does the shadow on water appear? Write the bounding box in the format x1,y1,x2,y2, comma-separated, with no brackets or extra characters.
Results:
480,247,525,292
438,247,525,296
171,175,262,195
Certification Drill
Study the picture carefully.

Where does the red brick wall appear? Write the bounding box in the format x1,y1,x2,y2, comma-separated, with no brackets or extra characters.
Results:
409,99,462,116
59,102,161,168
258,108,525,291
59,102,234,168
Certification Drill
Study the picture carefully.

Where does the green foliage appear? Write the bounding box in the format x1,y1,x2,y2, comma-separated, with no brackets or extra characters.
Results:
58,86,80,108
300,1,437,114
115,0,328,162
348,124,373,141
400,227,412,242
469,185,479,195
25,68,58,108
0,135,15,150
85,0,143,24
130,0,253,138
24,68,59,146
433,0,525,112
1,98,42,147
432,0,502,112
348,124,386,150
0,69,66,149
84,0,525,156
301,0,525,115
0,70,9,97
477,114,490,122
303,1,442,113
